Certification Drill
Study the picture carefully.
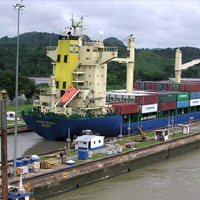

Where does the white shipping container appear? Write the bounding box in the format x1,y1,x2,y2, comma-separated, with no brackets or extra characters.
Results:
190,99,200,107
141,103,158,114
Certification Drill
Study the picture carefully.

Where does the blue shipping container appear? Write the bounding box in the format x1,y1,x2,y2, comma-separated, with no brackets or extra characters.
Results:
161,83,168,90
139,81,145,89
24,158,31,165
78,150,88,160
15,160,22,167
21,159,25,166
176,100,189,108
190,91,200,99
31,158,39,163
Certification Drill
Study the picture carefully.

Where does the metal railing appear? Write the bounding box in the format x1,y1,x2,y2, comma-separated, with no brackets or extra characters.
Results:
46,46,57,51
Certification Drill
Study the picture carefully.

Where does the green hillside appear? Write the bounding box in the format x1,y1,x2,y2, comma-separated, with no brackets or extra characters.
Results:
1,31,200,94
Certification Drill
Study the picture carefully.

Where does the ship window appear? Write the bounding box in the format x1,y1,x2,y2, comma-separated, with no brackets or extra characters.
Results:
57,55,61,63
64,55,68,63
60,90,65,97
56,81,59,88
87,49,90,52
94,141,96,144
63,82,66,89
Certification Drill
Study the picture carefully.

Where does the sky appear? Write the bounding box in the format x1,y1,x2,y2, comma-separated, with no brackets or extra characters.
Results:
1,0,200,48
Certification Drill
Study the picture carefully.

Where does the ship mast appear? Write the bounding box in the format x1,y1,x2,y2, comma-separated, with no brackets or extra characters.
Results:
70,14,84,46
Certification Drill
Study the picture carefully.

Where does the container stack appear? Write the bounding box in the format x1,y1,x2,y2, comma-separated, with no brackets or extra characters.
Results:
190,91,200,107
106,80,200,117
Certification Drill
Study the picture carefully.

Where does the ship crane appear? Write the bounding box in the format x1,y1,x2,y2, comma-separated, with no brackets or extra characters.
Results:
175,48,200,83
111,35,135,93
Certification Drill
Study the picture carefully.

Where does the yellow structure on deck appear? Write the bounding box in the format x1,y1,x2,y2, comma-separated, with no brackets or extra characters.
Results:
135,126,147,142
55,35,79,90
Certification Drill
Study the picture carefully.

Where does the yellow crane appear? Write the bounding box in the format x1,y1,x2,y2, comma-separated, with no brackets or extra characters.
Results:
135,126,147,142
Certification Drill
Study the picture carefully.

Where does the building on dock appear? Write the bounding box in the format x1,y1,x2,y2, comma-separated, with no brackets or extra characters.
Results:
74,135,104,150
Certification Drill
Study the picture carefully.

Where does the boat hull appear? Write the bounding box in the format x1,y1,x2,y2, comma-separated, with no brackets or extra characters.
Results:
22,112,200,140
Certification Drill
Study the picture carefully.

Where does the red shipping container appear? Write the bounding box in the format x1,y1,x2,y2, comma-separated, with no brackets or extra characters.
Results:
179,84,185,92
134,81,140,89
158,101,176,111
145,82,151,90
113,103,139,115
150,83,156,90
135,95,158,105
107,102,126,105
188,84,200,92
180,83,200,92
167,83,173,91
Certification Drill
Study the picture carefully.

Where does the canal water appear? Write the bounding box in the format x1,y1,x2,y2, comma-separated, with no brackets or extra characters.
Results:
47,147,200,200
0,131,66,160
2,132,200,199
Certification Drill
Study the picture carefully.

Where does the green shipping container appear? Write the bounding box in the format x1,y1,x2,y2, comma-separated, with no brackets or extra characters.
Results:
158,93,177,103
177,92,189,101
173,84,179,91
156,83,161,90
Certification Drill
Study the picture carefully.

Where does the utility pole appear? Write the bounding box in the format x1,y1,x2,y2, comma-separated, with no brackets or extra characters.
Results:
119,124,123,141
66,128,71,153
127,116,131,137
12,0,25,176
1,90,8,200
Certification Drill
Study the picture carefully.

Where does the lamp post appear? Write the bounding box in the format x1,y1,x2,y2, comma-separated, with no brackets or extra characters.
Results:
12,0,25,176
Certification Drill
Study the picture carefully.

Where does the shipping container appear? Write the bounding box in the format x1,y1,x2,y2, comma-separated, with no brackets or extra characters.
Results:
107,102,126,105
150,82,157,90
161,83,168,90
173,84,179,91
158,101,176,111
180,83,200,92
156,83,162,91
167,83,173,91
140,103,158,114
177,92,189,101
190,99,200,107
158,92,177,103
134,81,140,89
113,103,139,115
176,100,189,108
139,81,145,89
190,91,200,99
135,94,158,105
145,82,151,90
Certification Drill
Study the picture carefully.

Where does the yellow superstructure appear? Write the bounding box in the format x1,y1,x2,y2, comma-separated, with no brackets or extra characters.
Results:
55,36,79,90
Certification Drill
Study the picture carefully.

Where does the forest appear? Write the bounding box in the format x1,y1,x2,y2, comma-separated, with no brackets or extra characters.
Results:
1,32,200,98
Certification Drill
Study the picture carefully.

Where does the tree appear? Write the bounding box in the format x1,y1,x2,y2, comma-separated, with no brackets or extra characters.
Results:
0,70,36,100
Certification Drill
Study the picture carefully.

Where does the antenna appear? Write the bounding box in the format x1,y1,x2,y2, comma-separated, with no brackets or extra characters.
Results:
70,14,86,37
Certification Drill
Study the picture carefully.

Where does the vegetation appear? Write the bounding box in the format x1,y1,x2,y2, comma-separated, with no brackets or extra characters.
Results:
170,133,188,139
1,31,200,95
7,104,33,113
136,140,160,148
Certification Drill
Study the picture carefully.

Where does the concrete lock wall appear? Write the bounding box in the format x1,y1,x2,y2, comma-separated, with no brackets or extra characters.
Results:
29,134,200,200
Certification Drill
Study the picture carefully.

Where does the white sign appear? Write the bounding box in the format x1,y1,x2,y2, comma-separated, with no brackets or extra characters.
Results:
141,103,158,113
190,99,200,107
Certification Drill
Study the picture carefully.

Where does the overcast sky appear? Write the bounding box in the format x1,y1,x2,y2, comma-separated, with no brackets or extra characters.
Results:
1,0,200,48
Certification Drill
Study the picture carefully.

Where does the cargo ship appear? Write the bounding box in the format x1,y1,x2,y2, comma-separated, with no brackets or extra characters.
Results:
22,16,200,140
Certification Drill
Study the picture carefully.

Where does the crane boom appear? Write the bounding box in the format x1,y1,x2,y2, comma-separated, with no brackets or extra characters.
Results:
175,48,200,83
181,59,200,70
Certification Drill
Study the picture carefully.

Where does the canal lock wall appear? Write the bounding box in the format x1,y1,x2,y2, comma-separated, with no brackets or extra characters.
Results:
24,133,200,199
